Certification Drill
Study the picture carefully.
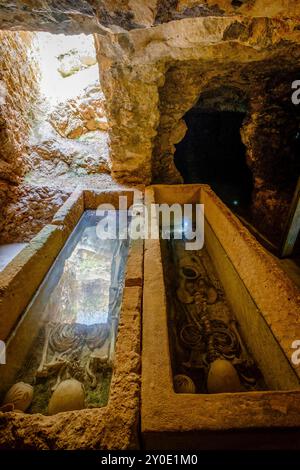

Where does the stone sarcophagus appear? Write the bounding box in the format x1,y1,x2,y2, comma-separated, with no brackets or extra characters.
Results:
142,184,300,450
0,189,143,449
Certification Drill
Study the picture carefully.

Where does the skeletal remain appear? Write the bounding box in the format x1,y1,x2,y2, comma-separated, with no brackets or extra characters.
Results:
86,323,109,350
177,282,194,304
49,323,83,354
85,357,98,389
36,322,54,377
229,319,249,361
36,357,67,378
51,361,69,391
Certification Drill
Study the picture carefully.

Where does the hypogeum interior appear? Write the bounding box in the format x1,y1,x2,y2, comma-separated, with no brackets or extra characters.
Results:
0,0,300,451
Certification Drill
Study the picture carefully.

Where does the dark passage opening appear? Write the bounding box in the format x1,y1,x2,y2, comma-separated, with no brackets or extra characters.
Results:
174,109,253,213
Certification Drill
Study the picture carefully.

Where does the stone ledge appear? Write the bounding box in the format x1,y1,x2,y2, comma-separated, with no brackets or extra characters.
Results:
0,224,66,341
83,189,135,210
51,188,84,237
200,186,300,380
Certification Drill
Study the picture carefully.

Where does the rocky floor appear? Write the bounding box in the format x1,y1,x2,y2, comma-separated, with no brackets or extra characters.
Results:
0,242,27,271
28,123,111,179
0,172,127,244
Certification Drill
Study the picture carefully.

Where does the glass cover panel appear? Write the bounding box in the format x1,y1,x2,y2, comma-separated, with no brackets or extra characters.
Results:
1,210,130,413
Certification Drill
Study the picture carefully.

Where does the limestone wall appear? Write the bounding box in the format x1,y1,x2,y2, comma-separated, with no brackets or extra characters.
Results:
0,189,143,450
0,31,39,225
0,1,299,34
95,14,300,242
0,3,299,243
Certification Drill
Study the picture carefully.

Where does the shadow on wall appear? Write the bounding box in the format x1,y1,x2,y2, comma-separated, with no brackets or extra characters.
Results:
174,108,253,214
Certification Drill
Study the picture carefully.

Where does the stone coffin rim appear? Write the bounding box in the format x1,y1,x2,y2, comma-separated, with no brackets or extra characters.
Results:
142,184,300,440
0,188,143,450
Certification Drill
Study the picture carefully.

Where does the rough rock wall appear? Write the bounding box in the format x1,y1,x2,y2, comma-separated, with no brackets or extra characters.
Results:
0,1,157,33
95,15,300,241
95,16,300,182
27,34,111,180
0,31,113,244
0,31,39,225
94,33,164,184
241,74,300,243
0,185,70,244
0,1,299,34
154,63,300,245
0,2,299,244
159,1,300,21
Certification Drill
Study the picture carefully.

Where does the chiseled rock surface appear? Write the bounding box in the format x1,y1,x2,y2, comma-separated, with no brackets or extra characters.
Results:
0,3,299,243
0,31,39,215
29,130,111,178
49,83,108,139
157,0,300,22
0,30,112,243
95,16,300,182
0,0,157,33
95,14,300,240
0,1,299,34
0,170,124,245
0,184,70,244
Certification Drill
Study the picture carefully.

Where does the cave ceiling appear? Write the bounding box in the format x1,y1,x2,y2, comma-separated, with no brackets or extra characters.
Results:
0,1,299,34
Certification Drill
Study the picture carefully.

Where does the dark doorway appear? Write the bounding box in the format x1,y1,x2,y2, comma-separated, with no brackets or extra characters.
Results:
174,109,253,213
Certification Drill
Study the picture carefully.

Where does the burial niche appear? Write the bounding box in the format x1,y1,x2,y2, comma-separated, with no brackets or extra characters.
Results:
174,88,253,214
